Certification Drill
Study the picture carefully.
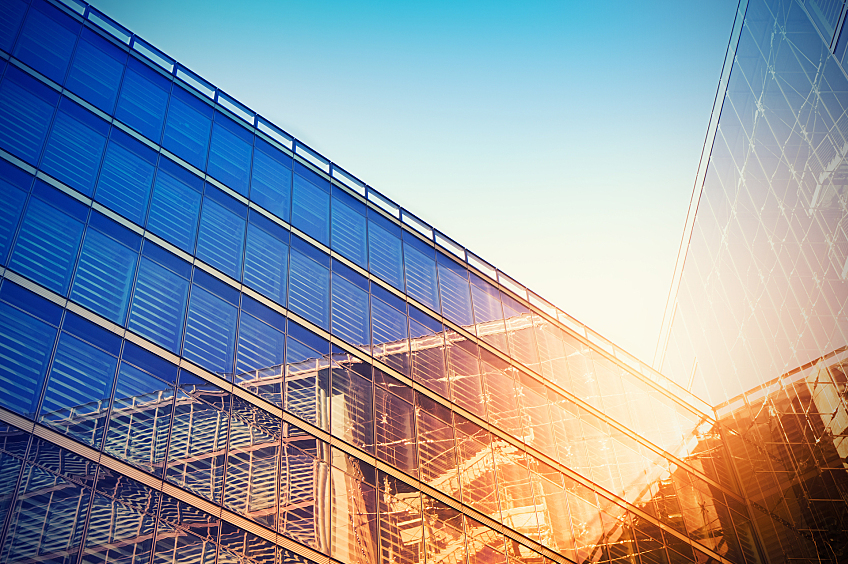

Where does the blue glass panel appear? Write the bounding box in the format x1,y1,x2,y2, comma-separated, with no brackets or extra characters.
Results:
0,0,28,52
368,220,403,290
40,332,118,448
40,98,109,196
9,196,85,294
403,242,439,312
65,28,126,113
0,301,57,417
0,67,59,164
13,0,80,84
162,87,212,170
207,113,252,196
243,222,287,304
331,199,367,268
183,285,237,374
292,173,329,245
147,165,202,252
250,140,291,220
196,197,245,279
128,257,189,353
115,57,170,143
438,260,473,327
94,130,156,224
0,174,27,264
289,249,330,330
70,228,138,324
236,312,285,375
331,272,370,348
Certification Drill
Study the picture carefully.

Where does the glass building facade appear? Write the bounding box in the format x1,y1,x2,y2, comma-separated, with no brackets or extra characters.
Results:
658,0,848,561
0,0,838,563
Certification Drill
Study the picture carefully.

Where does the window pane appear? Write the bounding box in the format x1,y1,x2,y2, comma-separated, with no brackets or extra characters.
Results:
166,381,228,504
103,362,174,476
207,116,252,196
71,228,138,324
438,262,473,328
502,295,540,371
409,314,448,398
183,285,237,374
250,144,291,221
243,222,287,305
371,297,409,377
330,466,378,563
236,312,285,375
0,68,58,165
147,167,202,252
128,257,189,353
40,99,109,196
10,197,85,295
289,250,329,330
65,29,126,114
13,1,79,84
292,174,329,245
0,0,27,52
331,273,370,349
0,175,28,264
331,366,374,453
196,197,245,279
331,200,366,268
162,88,212,170
404,243,439,311
368,221,403,290
40,333,118,449
375,388,416,474
0,302,57,417
447,339,485,419
94,131,156,225
225,406,281,530
285,334,329,430
471,277,507,353
115,59,170,143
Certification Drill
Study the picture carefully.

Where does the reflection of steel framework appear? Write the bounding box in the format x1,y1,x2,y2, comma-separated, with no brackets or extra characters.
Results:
29,314,744,563
716,349,848,562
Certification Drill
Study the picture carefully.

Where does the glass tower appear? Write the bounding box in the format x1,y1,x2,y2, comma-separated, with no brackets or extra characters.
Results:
658,0,848,561
0,0,817,563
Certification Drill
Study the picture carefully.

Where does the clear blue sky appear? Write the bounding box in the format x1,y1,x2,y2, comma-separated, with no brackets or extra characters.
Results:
92,0,739,364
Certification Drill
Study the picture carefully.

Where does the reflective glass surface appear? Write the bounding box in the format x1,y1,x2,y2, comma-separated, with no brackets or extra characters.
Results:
0,1,770,563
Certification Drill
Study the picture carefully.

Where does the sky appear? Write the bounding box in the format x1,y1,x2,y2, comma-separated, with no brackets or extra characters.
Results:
91,0,739,365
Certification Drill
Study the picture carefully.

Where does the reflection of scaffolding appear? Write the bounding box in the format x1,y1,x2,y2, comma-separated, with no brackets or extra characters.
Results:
716,348,848,563
28,309,742,564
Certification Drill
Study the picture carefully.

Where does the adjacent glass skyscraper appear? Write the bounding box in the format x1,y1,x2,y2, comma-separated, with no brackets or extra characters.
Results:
0,0,843,563
658,0,848,561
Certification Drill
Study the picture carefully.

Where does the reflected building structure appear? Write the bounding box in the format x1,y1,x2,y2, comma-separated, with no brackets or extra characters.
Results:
0,0,842,563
